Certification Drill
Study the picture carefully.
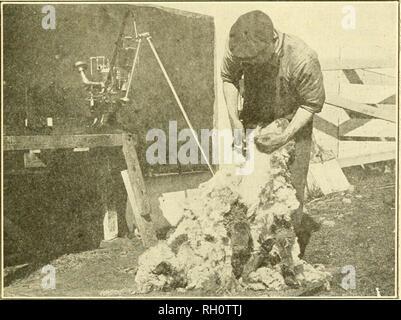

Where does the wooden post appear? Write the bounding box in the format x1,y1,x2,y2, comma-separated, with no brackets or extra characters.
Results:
121,133,157,247
93,149,117,241
125,201,136,233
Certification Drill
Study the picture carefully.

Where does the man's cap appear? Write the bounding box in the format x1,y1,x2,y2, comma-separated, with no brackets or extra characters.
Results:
229,10,275,59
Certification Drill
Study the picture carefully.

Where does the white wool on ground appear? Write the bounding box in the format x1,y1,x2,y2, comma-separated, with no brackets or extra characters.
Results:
135,119,331,294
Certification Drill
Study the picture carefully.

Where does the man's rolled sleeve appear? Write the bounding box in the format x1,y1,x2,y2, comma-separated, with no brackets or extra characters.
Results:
293,56,325,114
221,41,243,90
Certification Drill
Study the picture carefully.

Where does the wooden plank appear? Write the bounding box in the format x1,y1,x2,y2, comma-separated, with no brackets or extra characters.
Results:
321,59,395,71
103,210,118,241
339,140,395,158
312,104,349,158
342,69,363,84
338,84,395,104
159,190,187,227
3,169,50,175
339,118,396,137
122,133,151,216
308,163,332,195
316,103,351,125
377,104,396,113
337,141,396,167
356,69,396,86
23,150,46,168
313,114,339,139
320,46,395,71
308,160,350,196
121,170,157,248
363,68,396,78
121,133,157,247
325,92,396,123
378,94,396,104
340,136,395,142
322,159,351,192
312,127,339,158
337,151,395,168
3,134,124,151
125,201,136,233
339,118,371,136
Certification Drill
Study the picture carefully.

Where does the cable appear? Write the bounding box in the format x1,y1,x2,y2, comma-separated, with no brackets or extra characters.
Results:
145,35,215,175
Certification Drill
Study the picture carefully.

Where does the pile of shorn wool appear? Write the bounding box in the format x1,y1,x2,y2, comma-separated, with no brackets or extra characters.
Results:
135,119,331,294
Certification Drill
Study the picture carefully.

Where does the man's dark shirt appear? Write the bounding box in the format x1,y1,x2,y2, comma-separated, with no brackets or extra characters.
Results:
221,30,325,128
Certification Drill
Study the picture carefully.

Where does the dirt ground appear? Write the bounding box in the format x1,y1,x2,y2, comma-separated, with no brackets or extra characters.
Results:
3,162,396,298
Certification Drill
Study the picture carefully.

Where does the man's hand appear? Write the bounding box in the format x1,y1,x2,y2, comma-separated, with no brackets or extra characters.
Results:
255,132,289,154
255,108,314,154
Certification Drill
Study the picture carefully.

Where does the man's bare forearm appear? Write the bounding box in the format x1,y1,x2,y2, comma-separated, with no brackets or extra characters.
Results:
282,107,314,142
223,81,243,133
